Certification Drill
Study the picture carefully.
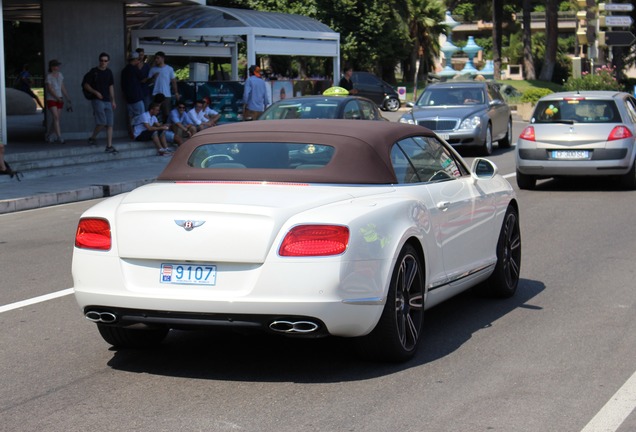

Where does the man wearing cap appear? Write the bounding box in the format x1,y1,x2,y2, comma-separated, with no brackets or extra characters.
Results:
121,52,146,139
148,51,179,122
84,52,117,153
243,65,270,120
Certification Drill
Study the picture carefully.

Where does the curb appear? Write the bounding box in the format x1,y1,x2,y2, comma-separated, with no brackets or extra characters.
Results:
0,178,156,214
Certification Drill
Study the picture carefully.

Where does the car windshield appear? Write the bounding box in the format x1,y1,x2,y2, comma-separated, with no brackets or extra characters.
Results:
533,99,621,124
261,102,339,120
188,142,335,169
416,88,484,107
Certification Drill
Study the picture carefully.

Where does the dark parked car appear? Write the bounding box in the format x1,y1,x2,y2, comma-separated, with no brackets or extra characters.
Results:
399,81,513,155
259,95,386,121
351,72,401,112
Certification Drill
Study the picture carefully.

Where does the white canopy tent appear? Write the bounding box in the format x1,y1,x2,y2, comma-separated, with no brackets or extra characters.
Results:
131,5,341,81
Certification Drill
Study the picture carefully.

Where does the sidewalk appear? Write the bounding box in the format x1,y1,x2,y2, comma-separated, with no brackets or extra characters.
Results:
1,112,171,214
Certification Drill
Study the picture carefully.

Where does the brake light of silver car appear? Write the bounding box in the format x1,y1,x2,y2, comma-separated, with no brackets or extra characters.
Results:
519,126,536,142
75,218,112,250
608,126,633,141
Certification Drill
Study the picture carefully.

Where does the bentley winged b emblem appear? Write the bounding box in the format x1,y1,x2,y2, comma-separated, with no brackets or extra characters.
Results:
174,220,206,231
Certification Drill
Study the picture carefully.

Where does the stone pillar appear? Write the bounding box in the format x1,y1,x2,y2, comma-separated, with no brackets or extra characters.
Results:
42,0,127,140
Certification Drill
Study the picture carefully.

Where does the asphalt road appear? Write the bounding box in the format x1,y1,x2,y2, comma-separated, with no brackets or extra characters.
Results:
2,118,636,432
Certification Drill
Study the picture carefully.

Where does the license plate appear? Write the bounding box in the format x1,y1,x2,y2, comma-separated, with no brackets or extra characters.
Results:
160,263,217,285
439,133,450,140
551,150,590,159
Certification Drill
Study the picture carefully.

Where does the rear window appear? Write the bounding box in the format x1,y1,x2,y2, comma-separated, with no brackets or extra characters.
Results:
533,99,620,123
188,142,335,170
261,102,338,120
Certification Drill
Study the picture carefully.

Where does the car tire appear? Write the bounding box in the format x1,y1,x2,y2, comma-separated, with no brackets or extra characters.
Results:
516,170,536,190
384,97,400,112
474,206,521,298
481,124,493,156
97,324,169,348
356,243,424,362
619,161,636,190
499,118,513,148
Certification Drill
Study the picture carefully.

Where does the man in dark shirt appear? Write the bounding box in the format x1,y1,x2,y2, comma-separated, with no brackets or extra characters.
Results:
338,66,358,95
121,52,145,138
84,52,118,153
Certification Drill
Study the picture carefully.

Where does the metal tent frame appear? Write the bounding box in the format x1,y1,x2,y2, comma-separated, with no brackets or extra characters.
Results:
131,5,340,81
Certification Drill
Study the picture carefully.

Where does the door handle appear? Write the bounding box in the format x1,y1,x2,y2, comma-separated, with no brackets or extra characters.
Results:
437,201,451,211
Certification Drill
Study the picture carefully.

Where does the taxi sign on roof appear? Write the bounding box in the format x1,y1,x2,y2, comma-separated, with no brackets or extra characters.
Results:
323,86,349,96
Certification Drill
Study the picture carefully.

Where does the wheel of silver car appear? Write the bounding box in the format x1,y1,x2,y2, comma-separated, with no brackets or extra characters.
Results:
384,97,400,112
499,118,513,148
481,124,493,155
475,206,521,298
97,324,169,348
619,161,636,190
356,244,424,362
516,170,536,190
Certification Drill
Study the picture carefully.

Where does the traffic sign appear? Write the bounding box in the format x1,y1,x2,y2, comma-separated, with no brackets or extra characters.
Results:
602,31,636,46
599,3,634,12
600,16,634,27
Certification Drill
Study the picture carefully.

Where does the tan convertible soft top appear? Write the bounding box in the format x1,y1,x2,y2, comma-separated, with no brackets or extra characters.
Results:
158,120,436,184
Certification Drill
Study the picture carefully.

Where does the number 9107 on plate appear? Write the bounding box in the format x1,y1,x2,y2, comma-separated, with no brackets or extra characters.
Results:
161,263,217,285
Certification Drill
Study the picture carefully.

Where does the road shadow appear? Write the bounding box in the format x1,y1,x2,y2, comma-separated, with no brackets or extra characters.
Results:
531,176,631,192
106,278,545,382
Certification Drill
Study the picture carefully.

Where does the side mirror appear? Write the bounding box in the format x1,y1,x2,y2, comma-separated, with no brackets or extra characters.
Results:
470,158,498,181
406,102,415,108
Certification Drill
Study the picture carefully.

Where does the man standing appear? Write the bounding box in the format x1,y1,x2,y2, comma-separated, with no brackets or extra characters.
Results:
243,65,270,120
135,48,152,109
84,52,117,153
148,51,179,122
338,66,358,95
121,52,145,139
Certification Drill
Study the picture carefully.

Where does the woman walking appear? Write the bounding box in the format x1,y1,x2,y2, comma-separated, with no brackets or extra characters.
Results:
45,59,72,143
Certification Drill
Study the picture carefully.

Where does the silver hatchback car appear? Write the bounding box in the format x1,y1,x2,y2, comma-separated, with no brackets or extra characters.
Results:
516,91,636,190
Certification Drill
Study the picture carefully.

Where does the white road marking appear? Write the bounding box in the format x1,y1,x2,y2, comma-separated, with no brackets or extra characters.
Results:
581,370,636,432
0,288,74,314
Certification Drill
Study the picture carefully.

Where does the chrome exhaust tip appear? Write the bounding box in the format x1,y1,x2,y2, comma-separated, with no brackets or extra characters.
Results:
269,320,320,334
85,310,118,324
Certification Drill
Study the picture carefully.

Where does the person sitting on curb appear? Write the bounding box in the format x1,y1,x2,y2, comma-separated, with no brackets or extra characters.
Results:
132,102,172,156
169,103,197,146
188,100,217,131
202,96,221,126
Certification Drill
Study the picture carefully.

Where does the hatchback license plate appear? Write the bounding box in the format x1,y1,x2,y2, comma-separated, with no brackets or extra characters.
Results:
551,150,590,159
160,263,217,285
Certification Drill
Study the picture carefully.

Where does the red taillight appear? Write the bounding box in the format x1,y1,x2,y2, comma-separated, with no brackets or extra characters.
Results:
279,225,349,257
519,126,535,142
75,218,111,250
607,126,633,141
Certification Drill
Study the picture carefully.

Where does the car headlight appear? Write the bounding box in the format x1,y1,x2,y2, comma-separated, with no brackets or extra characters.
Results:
460,116,481,129
399,117,415,125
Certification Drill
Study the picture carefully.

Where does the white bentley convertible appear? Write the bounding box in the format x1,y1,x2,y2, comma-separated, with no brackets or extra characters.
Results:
73,120,521,362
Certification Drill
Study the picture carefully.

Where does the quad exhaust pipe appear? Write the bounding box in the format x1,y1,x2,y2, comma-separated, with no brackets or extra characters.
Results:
85,310,118,324
269,320,320,334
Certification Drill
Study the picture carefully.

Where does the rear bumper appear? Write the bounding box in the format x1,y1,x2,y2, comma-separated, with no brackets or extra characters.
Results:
517,147,633,176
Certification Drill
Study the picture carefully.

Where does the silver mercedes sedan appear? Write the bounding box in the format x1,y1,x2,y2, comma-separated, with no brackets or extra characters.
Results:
399,81,513,155
516,91,636,190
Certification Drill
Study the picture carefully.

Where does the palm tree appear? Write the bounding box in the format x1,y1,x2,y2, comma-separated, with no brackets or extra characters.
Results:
539,0,558,81
522,0,536,79
395,0,446,84
492,0,503,79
